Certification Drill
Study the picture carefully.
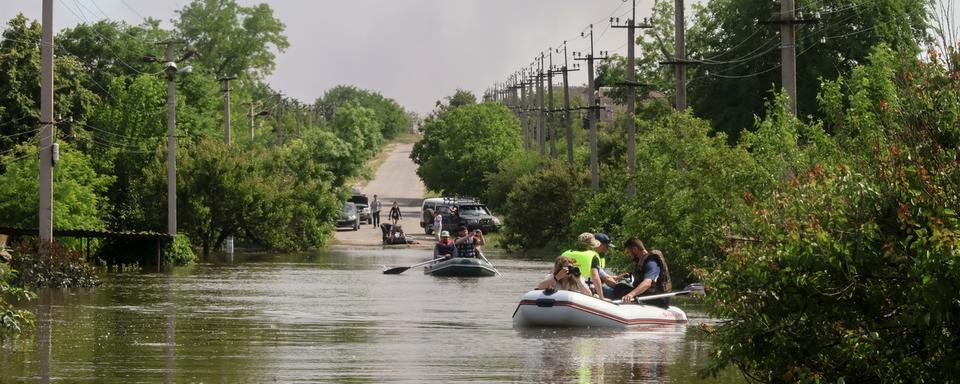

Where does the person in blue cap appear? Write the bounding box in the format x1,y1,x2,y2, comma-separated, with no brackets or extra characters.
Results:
593,233,630,299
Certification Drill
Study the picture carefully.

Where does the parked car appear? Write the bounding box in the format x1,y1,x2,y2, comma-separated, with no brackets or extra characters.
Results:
420,197,501,234
337,202,360,231
349,193,371,224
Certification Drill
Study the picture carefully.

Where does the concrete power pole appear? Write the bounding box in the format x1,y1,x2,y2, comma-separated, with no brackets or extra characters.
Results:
219,75,236,254
219,76,237,145
781,0,797,116
574,25,608,191
39,0,54,245
558,41,579,165
537,54,546,155
613,1,653,198
248,102,255,140
675,0,687,111
159,40,186,236
547,50,557,158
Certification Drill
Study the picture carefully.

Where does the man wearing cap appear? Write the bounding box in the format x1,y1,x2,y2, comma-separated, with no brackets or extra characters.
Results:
594,233,629,299
561,233,609,300
433,230,456,259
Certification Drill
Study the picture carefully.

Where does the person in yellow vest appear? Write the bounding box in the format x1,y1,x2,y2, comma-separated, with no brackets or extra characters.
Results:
561,233,609,300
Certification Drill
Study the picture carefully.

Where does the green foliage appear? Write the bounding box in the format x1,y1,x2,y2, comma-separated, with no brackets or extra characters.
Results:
0,262,35,338
164,234,197,266
174,0,289,78
499,160,590,250
410,101,522,198
315,85,412,139
10,240,100,288
686,0,928,140
483,151,542,212
703,46,960,383
0,143,113,231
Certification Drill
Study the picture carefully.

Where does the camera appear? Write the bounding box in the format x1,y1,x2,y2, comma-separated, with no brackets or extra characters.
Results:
566,265,581,277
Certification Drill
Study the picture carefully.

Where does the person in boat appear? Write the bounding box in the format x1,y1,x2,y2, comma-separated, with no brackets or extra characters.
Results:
593,233,630,299
433,230,456,259
561,233,609,300
453,225,484,258
618,237,673,308
536,255,592,295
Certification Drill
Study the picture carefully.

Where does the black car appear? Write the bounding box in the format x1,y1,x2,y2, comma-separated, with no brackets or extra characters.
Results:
420,197,501,234
336,202,360,231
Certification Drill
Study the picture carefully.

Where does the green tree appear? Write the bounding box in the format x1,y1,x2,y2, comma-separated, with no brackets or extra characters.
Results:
687,0,928,140
174,0,289,78
704,46,960,383
0,143,113,230
410,101,522,199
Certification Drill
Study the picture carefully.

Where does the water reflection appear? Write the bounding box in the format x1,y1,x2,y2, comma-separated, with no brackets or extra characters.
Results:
516,326,686,383
1,249,742,383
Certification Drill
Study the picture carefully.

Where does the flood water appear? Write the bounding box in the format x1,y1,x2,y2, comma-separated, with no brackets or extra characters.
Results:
1,248,743,383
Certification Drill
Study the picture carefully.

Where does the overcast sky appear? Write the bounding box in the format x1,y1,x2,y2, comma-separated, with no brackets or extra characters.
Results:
1,0,674,115
3,1,954,115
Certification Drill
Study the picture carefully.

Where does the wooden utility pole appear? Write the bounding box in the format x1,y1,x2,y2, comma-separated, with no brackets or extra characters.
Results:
574,25,608,191
612,2,653,198
675,0,687,111
39,0,54,246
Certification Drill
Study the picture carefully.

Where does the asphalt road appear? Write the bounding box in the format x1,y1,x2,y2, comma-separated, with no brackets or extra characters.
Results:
333,143,432,248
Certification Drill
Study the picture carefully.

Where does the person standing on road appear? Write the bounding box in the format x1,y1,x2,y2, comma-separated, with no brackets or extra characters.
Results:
371,194,382,227
432,210,443,241
389,201,402,225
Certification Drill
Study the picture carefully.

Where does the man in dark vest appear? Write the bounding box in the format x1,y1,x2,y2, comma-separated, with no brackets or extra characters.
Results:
618,237,673,308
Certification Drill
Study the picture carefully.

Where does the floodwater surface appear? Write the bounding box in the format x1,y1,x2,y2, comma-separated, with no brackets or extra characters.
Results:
1,248,743,383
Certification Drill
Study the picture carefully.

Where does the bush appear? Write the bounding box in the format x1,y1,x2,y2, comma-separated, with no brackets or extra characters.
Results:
499,160,590,250
703,46,960,383
10,240,100,288
0,262,35,337
164,234,197,266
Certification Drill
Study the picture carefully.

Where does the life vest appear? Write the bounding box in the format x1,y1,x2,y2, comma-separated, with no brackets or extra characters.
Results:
636,250,672,295
456,238,477,258
561,249,601,281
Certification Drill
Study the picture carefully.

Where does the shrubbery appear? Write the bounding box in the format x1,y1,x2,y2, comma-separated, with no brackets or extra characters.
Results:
9,241,100,288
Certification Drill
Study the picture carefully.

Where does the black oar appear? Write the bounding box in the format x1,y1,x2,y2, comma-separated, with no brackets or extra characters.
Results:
383,259,437,275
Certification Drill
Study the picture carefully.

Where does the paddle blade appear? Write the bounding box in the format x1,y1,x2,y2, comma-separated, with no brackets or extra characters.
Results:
382,266,410,275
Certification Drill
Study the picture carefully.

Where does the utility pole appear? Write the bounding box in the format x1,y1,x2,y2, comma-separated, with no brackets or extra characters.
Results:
218,75,236,254
759,1,818,116
781,0,797,116
537,54,546,155
248,102,256,140
675,0,687,111
275,93,285,144
519,69,529,150
219,76,237,145
557,41,579,165
158,39,187,236
39,0,54,246
574,24,608,191
547,49,557,158
612,1,653,198
294,101,302,139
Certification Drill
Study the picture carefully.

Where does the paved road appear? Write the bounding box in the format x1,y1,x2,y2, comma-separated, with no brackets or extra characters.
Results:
333,143,431,248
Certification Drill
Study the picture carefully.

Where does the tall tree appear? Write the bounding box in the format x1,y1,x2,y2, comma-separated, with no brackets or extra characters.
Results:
686,0,928,140
174,0,289,78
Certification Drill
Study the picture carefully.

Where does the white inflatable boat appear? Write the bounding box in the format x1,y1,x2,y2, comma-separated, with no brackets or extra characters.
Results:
512,289,688,328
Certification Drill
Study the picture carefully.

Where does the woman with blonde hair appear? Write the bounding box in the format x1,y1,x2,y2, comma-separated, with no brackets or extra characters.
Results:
537,255,592,295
